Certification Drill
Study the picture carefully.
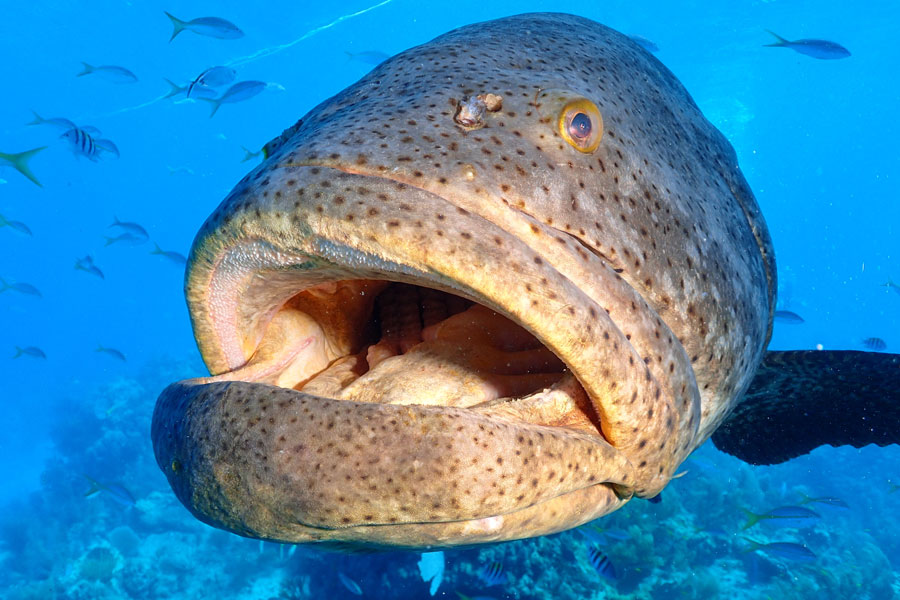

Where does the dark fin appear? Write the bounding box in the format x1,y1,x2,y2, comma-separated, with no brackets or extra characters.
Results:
763,30,789,47
713,350,900,465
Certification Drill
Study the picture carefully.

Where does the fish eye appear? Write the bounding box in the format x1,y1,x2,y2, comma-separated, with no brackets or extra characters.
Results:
171,459,182,473
569,112,592,139
559,99,603,153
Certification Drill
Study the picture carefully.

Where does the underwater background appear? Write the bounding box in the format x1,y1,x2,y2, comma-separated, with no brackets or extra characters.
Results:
1,0,899,598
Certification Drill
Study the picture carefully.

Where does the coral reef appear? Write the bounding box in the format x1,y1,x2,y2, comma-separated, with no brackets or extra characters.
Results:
0,354,897,599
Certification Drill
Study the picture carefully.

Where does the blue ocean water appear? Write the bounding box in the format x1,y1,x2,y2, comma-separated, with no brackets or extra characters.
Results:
1,1,898,598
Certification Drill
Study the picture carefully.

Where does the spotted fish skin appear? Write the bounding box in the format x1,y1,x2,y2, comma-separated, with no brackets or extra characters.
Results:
153,13,775,548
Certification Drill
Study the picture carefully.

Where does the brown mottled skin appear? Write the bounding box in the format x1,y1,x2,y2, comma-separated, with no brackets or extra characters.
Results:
152,13,775,548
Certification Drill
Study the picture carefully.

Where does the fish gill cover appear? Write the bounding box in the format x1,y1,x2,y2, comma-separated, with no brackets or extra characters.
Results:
0,1,899,599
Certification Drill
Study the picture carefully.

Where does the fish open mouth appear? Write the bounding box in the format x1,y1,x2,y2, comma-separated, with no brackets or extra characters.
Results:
150,165,690,548
212,279,583,417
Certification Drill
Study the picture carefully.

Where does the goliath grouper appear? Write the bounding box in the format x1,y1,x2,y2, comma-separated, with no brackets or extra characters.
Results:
151,13,900,549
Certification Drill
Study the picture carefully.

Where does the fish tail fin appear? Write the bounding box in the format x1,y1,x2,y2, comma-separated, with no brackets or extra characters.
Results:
27,111,44,126
95,343,105,353
344,51,354,62
740,508,763,530
165,12,186,42
13,346,24,359
151,242,163,255
0,213,7,227
110,214,121,228
0,276,8,292
240,146,254,162
95,139,120,159
741,537,764,553
77,62,95,77
0,147,46,187
103,236,117,247
163,78,186,99
83,474,103,497
207,99,222,118
764,30,789,47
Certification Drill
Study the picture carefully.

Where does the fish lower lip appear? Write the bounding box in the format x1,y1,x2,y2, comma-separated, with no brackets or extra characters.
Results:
152,374,632,548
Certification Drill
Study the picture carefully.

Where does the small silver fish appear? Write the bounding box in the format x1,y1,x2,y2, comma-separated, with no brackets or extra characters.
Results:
151,243,188,265
167,165,196,176
337,572,362,595
764,31,850,60
109,216,149,239
0,147,46,187
166,12,244,41
77,62,138,83
0,277,41,297
75,255,105,279
743,538,816,562
799,494,849,509
105,232,147,246
84,475,136,506
13,346,46,359
187,66,236,98
27,111,77,131
96,344,127,361
882,280,900,296
345,50,390,65
742,505,820,529
201,80,268,117
0,213,32,236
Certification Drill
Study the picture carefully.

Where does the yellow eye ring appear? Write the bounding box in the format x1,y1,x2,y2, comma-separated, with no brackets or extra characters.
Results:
558,99,603,153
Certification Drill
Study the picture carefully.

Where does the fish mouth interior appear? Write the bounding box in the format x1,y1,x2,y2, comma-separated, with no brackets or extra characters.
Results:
221,279,576,412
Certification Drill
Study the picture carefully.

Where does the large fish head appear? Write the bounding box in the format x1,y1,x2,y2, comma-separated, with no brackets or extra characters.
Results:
152,13,775,549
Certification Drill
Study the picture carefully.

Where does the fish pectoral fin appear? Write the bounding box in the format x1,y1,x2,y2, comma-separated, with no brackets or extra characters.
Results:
712,350,900,465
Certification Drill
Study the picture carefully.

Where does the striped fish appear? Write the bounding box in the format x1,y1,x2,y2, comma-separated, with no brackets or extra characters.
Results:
863,337,887,351
587,544,617,581
477,561,507,587
61,128,120,161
